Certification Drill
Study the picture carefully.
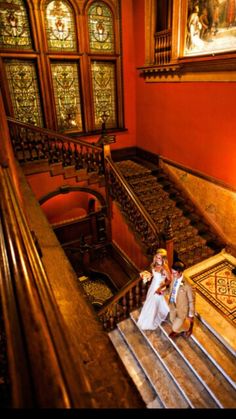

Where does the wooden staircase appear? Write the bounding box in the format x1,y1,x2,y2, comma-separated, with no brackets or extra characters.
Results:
115,159,224,267
109,308,236,408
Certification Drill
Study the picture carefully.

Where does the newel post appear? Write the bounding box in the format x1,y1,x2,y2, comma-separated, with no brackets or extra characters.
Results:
96,123,116,241
163,216,174,267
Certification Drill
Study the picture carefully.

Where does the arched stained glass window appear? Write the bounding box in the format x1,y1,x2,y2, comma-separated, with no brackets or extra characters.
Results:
4,59,43,126
45,0,76,51
0,0,123,133
0,0,32,49
91,61,116,129
88,1,114,53
51,62,83,131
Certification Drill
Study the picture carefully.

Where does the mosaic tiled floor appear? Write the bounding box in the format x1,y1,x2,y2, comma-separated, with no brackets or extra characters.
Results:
78,275,114,308
189,260,236,325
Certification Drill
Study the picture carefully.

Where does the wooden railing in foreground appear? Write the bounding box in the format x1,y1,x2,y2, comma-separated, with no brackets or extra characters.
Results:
98,274,148,331
7,117,103,174
105,156,161,255
0,165,95,408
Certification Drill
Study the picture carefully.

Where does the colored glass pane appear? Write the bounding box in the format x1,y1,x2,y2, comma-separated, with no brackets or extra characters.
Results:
51,62,83,131
88,2,114,53
91,61,117,129
0,0,32,49
5,59,43,126
45,0,76,51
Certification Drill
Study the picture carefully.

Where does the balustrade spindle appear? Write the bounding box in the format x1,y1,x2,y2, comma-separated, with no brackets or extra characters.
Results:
109,312,115,330
135,283,141,307
122,295,127,318
56,141,62,163
81,146,86,168
86,150,92,173
141,281,147,303
103,314,108,331
116,303,121,323
67,142,73,166
129,289,133,312
97,151,103,175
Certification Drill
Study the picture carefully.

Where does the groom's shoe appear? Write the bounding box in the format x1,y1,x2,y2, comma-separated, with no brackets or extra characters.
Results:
169,331,179,338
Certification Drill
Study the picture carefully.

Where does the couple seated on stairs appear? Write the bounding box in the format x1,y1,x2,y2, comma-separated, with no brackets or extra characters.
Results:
137,248,195,339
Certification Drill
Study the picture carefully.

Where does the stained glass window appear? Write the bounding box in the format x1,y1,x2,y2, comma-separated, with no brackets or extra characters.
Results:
51,62,83,131
0,1,123,133
0,0,32,49
4,59,43,126
45,0,76,51
91,61,117,129
88,2,114,53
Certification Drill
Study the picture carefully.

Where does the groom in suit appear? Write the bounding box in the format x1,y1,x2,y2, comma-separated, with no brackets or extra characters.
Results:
168,261,195,338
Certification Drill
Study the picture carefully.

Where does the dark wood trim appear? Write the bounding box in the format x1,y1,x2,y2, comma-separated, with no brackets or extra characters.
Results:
136,147,160,167
160,156,236,193
111,242,140,279
111,146,137,162
112,146,235,193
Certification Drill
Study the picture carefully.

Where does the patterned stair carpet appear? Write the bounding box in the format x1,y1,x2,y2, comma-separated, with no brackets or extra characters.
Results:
115,159,222,268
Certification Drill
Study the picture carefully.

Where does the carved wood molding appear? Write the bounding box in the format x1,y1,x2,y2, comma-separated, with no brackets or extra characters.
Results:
138,58,236,82
142,0,236,82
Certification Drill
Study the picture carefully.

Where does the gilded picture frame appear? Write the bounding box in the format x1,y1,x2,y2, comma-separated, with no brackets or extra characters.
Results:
184,0,236,57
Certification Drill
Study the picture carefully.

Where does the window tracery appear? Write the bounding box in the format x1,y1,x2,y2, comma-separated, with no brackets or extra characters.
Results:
0,0,123,132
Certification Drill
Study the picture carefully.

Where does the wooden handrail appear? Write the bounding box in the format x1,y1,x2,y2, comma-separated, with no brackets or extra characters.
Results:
7,118,104,175
105,155,161,254
98,275,142,316
0,165,95,407
106,156,159,234
97,271,149,331
6,117,102,151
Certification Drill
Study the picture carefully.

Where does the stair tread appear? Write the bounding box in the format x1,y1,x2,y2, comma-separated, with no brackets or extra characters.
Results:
115,158,223,265
192,318,236,386
109,329,162,408
160,322,236,407
118,318,189,408
130,311,218,408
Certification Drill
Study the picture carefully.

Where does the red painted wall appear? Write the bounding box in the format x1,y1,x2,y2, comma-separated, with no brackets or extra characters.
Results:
41,192,90,224
27,172,104,224
111,202,150,270
133,0,236,188
110,0,137,150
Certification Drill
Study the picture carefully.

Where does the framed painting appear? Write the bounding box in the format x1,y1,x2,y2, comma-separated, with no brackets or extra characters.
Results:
184,0,236,57
141,0,236,81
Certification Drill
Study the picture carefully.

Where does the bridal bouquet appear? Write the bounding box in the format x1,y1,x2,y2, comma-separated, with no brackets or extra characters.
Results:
140,270,152,284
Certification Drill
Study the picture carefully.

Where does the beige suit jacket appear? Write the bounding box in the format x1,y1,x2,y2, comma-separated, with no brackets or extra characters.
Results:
169,276,195,319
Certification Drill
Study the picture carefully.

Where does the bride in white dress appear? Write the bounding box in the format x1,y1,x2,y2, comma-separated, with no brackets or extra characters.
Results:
137,248,171,331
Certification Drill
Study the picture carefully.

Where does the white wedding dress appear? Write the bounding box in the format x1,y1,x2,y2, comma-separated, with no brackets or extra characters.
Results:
137,269,169,330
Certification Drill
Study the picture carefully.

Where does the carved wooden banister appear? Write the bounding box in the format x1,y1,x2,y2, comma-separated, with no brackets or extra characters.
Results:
7,117,104,175
0,165,95,407
154,29,172,66
105,156,161,255
98,274,148,331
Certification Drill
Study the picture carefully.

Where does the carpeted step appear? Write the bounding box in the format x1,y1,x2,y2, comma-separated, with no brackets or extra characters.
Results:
173,224,199,241
180,248,215,267
174,236,207,254
114,160,223,266
116,161,151,179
